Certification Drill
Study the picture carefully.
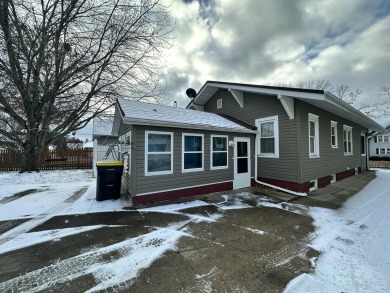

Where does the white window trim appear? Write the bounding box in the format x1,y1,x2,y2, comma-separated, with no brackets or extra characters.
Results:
377,135,389,143
145,131,173,176
309,113,320,158
331,121,338,148
361,132,366,156
182,133,204,172
309,179,318,191
211,135,228,170
330,174,336,183
217,99,222,109
343,125,353,155
255,115,279,158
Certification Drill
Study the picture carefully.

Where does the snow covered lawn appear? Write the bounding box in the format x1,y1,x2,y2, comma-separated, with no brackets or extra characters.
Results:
0,169,390,292
284,169,390,293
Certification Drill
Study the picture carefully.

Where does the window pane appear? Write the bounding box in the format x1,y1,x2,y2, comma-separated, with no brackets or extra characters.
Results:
331,127,335,136
185,136,202,152
237,158,248,173
380,148,385,154
213,153,227,167
184,153,202,169
213,137,227,151
237,142,248,157
387,148,390,155
148,134,171,152
331,136,336,146
309,121,315,136
378,136,383,143
261,138,274,153
384,136,389,142
310,138,315,153
261,122,274,137
148,154,171,172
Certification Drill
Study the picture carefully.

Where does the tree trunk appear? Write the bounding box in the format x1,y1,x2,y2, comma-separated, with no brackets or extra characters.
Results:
20,141,41,173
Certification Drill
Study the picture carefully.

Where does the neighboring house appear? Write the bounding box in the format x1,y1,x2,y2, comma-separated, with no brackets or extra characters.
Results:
92,116,118,146
92,116,119,176
112,81,384,205
369,125,390,157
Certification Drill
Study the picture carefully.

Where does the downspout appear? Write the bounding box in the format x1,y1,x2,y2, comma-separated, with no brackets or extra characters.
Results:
254,132,307,197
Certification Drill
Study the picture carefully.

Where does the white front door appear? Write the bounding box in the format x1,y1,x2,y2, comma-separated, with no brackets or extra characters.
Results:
233,137,251,189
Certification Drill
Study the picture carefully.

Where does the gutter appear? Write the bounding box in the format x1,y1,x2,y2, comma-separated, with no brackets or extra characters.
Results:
254,132,307,197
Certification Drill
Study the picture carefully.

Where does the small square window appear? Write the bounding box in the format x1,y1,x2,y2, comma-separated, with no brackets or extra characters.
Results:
309,179,318,191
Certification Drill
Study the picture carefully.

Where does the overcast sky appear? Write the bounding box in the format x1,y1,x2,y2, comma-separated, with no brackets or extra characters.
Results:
78,0,390,139
162,0,390,108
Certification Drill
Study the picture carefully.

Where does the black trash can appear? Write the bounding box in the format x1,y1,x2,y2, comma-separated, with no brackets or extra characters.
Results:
96,161,124,201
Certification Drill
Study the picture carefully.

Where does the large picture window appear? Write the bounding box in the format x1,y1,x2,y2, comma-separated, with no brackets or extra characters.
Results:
309,113,319,158
211,135,228,169
256,116,279,158
343,125,353,155
183,134,204,172
145,131,173,175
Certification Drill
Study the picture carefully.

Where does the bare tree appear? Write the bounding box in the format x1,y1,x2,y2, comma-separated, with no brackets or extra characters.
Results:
0,0,172,172
356,85,390,119
278,80,390,120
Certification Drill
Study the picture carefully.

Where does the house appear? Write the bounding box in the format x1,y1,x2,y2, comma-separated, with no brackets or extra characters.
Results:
92,116,118,146
369,125,390,158
112,81,384,205
92,116,119,176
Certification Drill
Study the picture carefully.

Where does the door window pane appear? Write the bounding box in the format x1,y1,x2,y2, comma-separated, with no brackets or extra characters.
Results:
237,142,248,157
237,158,248,173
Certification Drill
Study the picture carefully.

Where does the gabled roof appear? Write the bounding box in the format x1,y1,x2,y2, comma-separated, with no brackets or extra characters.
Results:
114,98,254,133
92,116,115,137
189,81,384,132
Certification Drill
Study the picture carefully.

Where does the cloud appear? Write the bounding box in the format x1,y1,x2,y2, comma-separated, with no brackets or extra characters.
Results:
161,0,390,108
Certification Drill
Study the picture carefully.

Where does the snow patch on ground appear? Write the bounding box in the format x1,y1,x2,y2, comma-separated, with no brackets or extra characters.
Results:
0,225,119,254
284,169,390,293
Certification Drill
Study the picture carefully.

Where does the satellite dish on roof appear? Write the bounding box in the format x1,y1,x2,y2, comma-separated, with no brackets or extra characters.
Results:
186,88,197,99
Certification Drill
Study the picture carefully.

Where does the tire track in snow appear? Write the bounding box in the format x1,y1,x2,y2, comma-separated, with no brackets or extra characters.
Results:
0,187,88,247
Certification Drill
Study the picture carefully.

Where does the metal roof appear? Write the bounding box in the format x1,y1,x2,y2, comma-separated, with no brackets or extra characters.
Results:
116,98,254,133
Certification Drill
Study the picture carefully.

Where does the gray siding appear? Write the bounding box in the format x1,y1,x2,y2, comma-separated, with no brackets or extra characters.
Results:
132,125,254,196
204,89,299,183
297,100,368,182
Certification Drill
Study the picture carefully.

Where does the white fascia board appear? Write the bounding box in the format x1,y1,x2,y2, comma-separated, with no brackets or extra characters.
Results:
228,88,244,108
122,117,255,134
278,94,294,119
195,82,325,105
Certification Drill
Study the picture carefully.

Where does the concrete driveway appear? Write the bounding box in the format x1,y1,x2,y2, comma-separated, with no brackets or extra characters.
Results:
0,171,375,292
